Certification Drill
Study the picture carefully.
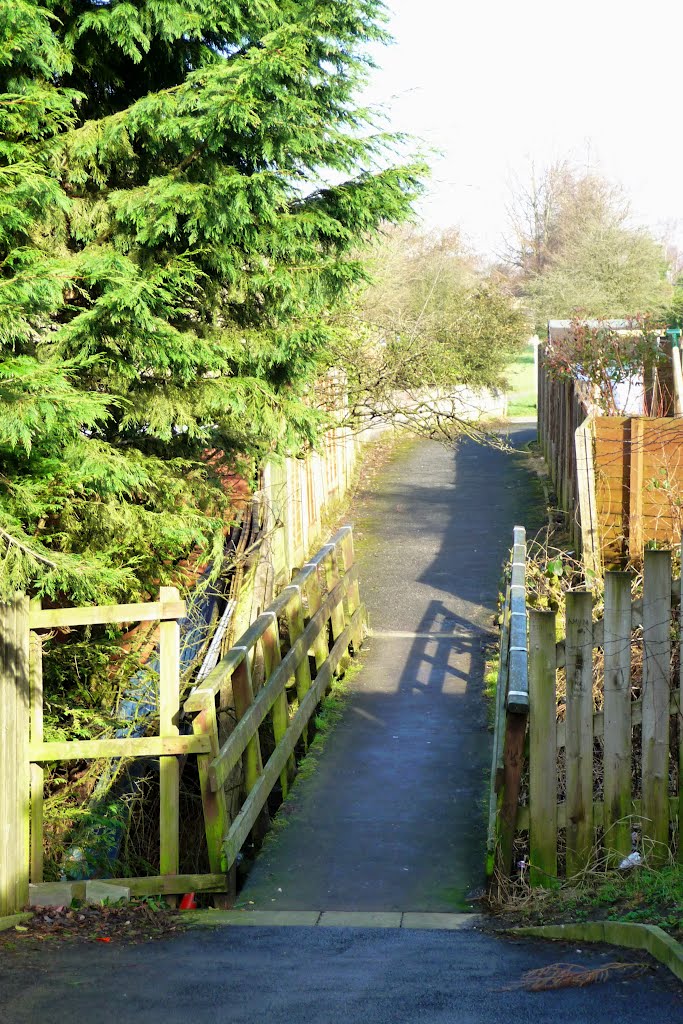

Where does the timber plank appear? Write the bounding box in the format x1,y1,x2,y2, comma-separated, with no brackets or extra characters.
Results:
565,591,594,877
641,549,672,866
528,610,557,885
159,587,180,888
29,600,186,630
29,735,211,761
603,572,633,861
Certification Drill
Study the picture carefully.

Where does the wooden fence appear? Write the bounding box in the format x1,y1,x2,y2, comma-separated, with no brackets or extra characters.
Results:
538,344,683,569
262,421,386,586
496,547,681,885
0,527,363,915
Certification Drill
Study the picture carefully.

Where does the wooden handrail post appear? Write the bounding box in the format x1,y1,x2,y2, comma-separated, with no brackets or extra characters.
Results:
603,571,633,862
261,615,293,796
565,591,594,877
192,692,233,902
159,586,180,897
0,595,30,915
232,655,269,843
29,598,44,884
528,609,557,886
641,549,671,866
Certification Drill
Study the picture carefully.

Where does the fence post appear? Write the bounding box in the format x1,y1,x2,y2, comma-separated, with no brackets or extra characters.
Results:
0,595,30,915
191,693,231,893
159,587,180,892
565,591,594,877
339,527,363,652
603,571,633,862
261,615,293,796
29,599,44,883
641,548,672,866
528,609,557,885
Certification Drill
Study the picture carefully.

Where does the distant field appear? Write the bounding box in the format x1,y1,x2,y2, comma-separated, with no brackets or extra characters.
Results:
505,347,537,417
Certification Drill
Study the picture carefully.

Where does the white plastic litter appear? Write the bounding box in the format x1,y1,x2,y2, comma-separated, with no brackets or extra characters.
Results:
618,851,642,871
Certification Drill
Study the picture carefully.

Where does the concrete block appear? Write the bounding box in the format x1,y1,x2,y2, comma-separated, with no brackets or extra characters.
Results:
318,912,402,929
183,910,320,927
29,882,74,907
84,881,130,905
401,913,480,931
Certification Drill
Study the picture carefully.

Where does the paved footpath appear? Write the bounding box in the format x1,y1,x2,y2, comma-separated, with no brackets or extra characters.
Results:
241,427,546,911
0,429,680,1023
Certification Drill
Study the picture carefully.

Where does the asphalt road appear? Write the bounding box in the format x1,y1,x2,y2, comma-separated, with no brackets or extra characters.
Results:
0,925,680,1023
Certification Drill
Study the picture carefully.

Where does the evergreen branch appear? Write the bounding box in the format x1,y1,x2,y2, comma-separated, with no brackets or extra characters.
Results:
0,527,57,568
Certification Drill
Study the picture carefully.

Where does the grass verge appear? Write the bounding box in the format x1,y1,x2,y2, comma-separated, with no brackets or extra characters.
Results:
489,864,683,944
505,349,537,418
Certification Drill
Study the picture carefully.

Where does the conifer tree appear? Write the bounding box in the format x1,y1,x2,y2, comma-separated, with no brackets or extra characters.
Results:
0,1,424,600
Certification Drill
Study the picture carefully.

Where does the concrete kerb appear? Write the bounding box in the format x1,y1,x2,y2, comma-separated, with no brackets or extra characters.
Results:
0,913,33,933
181,910,482,931
508,922,683,984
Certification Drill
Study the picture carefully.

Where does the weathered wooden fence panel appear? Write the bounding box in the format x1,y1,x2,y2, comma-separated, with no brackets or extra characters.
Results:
499,545,681,884
538,341,683,566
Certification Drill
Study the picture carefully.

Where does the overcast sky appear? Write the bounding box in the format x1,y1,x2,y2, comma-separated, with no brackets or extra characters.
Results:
362,0,683,259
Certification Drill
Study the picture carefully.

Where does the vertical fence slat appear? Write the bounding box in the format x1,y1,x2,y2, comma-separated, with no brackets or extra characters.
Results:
0,597,30,914
603,571,633,861
565,591,594,877
0,599,16,916
339,527,363,652
325,547,347,646
529,609,557,886
159,586,180,888
15,597,30,912
29,599,44,884
641,548,672,865
261,615,293,796
192,694,231,881
628,418,645,561
303,563,330,685
285,585,314,749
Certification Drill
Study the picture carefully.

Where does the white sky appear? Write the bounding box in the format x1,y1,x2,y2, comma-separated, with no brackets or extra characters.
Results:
362,0,683,259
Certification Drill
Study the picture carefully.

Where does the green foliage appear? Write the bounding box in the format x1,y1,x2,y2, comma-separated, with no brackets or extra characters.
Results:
333,226,527,428
0,0,424,602
505,161,672,331
543,316,666,416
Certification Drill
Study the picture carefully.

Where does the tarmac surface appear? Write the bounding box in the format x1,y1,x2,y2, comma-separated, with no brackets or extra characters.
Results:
0,925,680,1024
1,428,680,1022
241,427,545,911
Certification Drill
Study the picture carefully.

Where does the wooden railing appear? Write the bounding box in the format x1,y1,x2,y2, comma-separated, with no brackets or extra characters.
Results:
0,588,203,916
487,526,529,880
0,526,364,915
522,547,681,883
184,525,364,875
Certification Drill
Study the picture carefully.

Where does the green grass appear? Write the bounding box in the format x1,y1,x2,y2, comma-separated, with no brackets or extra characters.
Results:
507,866,683,941
505,348,537,418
